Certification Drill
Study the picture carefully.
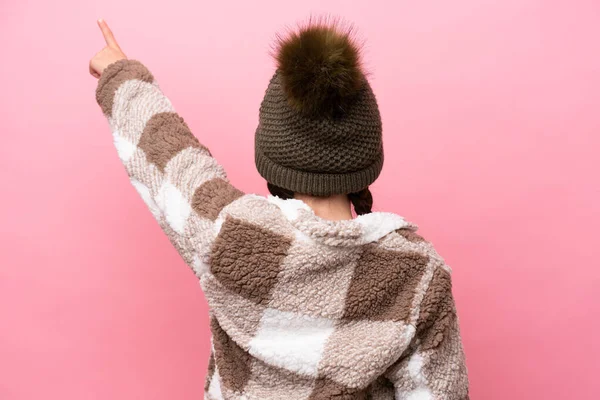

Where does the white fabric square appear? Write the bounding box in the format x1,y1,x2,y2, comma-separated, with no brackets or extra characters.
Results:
408,353,425,382
207,369,224,400
267,195,311,221
404,387,433,400
112,132,136,163
156,181,191,234
192,254,209,276
356,212,410,243
249,308,335,377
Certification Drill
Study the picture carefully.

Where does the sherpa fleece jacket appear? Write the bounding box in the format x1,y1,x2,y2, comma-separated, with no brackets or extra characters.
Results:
96,59,469,400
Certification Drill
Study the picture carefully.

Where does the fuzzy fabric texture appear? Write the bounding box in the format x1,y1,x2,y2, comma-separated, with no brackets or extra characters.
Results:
96,59,469,400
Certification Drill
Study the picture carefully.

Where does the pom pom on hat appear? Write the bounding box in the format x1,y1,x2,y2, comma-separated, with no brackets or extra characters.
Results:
274,19,365,117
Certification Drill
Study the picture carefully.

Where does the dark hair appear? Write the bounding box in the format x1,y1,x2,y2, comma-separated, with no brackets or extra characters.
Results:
267,183,373,216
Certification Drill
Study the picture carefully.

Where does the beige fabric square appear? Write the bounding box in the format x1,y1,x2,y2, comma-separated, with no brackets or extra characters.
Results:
219,195,296,239
318,320,415,389
243,357,316,400
201,274,267,349
124,149,164,197
268,241,361,319
164,147,225,200
111,79,175,143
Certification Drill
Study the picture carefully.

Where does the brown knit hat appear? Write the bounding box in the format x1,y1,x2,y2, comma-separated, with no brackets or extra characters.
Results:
255,23,383,197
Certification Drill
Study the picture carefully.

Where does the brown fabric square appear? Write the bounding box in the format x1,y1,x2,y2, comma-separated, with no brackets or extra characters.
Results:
396,228,426,243
138,112,208,172
421,316,468,396
416,267,455,350
210,217,292,305
342,246,429,321
204,353,216,392
210,318,252,393
192,178,244,220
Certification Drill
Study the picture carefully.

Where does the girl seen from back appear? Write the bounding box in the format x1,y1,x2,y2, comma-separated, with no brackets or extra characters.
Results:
89,17,469,400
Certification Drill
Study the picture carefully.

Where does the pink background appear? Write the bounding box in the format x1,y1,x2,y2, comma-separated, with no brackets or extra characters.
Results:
1,0,599,399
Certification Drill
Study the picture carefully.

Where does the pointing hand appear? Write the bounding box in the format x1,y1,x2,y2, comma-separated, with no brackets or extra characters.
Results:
89,19,127,79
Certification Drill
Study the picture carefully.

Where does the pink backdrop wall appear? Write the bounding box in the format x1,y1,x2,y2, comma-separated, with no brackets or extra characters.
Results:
1,0,599,398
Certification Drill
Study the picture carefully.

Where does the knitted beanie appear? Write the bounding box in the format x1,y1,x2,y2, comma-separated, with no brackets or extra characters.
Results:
254,23,383,197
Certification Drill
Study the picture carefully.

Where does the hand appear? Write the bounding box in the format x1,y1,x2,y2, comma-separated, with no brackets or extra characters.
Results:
89,19,127,79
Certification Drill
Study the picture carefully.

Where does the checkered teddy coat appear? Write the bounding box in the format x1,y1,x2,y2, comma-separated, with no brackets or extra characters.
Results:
96,59,469,400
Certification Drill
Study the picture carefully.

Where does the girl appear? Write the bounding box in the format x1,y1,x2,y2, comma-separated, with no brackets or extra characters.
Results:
90,18,469,400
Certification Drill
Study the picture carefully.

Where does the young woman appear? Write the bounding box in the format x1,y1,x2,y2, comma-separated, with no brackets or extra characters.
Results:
90,18,469,400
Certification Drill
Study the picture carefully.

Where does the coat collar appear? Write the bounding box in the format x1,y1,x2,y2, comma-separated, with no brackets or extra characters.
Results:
267,195,417,247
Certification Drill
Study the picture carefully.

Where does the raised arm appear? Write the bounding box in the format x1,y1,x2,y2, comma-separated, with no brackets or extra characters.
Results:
90,19,244,277
386,266,470,399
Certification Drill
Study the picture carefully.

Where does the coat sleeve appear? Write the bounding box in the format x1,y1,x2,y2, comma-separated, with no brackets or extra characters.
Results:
96,59,244,277
386,266,470,400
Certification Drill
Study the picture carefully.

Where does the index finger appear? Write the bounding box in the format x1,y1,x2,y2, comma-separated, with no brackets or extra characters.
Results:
98,18,120,49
